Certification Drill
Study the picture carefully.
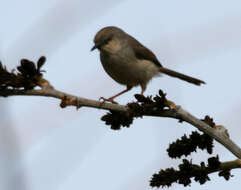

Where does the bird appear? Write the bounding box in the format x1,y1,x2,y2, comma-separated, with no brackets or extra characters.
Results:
91,26,205,104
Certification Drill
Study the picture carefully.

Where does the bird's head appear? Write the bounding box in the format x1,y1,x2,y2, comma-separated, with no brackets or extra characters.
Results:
91,26,124,53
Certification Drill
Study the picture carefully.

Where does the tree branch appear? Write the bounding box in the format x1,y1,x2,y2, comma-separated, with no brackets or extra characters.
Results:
1,87,241,159
0,88,126,112
218,159,241,171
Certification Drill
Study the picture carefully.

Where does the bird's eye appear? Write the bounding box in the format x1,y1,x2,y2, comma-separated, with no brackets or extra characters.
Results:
104,36,112,44
103,39,109,44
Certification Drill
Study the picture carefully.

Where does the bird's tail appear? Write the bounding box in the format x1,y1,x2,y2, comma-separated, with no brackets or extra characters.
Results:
159,67,205,86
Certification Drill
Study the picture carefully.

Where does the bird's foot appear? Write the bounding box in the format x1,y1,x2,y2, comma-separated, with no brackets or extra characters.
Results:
99,97,118,104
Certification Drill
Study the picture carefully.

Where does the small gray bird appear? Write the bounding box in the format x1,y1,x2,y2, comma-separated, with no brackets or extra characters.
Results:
91,26,205,104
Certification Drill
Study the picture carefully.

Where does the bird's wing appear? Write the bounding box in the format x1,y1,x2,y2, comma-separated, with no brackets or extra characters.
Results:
126,34,162,67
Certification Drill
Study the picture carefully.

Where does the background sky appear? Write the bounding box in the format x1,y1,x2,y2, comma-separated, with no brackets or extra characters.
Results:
1,0,241,190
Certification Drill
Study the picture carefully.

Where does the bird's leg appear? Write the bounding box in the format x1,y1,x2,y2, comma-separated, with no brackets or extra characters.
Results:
140,83,147,95
100,86,132,104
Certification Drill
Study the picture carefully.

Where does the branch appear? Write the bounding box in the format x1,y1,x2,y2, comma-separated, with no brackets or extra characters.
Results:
1,87,241,159
219,159,241,171
0,88,126,112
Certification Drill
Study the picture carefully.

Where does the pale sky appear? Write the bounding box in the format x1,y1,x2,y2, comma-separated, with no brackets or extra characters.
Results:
1,0,241,190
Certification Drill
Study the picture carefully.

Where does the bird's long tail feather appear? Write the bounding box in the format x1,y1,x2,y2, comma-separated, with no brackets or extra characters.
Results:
159,67,205,86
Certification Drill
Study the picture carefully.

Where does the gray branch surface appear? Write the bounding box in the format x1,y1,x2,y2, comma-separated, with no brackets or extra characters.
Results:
1,87,241,160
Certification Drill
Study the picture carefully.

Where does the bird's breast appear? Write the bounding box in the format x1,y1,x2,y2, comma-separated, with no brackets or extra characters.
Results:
100,50,160,86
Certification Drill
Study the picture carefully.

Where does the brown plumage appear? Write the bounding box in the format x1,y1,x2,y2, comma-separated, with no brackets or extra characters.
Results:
91,26,205,103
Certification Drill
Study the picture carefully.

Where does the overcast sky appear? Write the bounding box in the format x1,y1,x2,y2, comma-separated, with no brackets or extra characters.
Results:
1,0,241,190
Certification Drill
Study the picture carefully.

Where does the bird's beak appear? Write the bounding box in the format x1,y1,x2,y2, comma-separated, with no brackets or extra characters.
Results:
91,44,98,51
91,41,103,51
91,40,106,51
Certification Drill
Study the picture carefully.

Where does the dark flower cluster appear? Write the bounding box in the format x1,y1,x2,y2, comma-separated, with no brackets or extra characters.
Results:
0,56,46,90
101,110,134,130
150,156,232,188
167,130,214,158
202,115,216,128
101,90,169,130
